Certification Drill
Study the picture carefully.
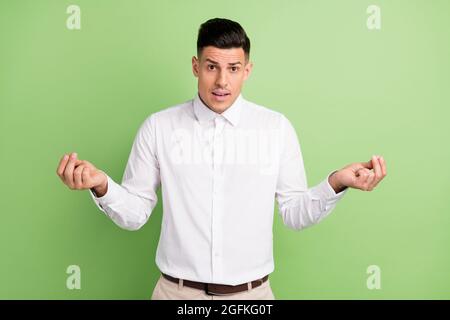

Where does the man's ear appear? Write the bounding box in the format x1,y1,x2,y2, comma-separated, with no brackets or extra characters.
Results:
243,61,253,81
192,56,199,78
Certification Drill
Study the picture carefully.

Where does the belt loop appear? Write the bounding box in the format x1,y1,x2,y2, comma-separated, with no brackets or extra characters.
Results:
247,282,252,292
178,278,184,289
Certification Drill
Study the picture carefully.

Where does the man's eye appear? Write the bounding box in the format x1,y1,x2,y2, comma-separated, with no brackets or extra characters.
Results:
230,67,238,72
208,65,215,70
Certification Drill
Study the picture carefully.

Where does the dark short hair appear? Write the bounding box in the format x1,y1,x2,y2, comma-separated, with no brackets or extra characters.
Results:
197,18,250,60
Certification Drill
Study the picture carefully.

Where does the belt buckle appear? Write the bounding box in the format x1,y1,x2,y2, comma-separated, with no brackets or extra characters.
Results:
205,284,220,296
205,284,215,296
205,278,265,296
205,284,233,296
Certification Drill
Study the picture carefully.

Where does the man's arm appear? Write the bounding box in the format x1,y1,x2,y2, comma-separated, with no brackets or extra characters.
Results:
89,114,161,231
274,114,387,231
275,115,349,231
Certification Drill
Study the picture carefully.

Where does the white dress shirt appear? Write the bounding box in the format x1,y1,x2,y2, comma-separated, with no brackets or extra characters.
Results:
89,93,348,285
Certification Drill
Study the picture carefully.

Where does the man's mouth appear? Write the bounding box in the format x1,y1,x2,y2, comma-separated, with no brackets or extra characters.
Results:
212,92,230,97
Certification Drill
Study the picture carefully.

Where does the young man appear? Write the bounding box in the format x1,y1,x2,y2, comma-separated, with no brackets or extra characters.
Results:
56,18,387,300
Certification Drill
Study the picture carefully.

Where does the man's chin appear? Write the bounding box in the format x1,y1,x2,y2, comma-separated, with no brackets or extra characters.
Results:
199,92,236,113
211,100,235,112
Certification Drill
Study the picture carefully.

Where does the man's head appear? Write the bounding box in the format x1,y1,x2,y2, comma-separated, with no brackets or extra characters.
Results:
192,18,253,113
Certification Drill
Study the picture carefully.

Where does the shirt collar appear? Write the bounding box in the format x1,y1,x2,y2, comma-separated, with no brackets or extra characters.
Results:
193,92,243,127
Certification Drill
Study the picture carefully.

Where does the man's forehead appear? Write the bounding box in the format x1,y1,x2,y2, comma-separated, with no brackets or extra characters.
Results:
200,46,246,63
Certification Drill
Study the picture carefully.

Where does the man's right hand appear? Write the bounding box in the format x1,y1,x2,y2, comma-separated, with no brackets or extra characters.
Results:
56,152,108,197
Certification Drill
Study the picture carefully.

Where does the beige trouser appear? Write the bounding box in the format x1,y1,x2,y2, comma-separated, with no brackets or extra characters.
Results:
151,274,275,300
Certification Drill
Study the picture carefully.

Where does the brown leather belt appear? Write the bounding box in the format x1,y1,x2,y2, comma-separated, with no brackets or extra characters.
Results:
161,273,269,296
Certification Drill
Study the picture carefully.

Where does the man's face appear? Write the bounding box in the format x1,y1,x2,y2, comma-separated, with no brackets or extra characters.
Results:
192,46,253,113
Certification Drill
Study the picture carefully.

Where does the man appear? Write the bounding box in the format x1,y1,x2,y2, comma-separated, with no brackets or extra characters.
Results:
56,18,387,300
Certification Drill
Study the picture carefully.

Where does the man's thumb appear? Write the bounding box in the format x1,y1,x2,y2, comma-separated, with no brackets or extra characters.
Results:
361,159,373,169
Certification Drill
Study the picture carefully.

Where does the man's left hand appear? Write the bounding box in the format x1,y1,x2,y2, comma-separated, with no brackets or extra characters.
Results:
328,155,387,193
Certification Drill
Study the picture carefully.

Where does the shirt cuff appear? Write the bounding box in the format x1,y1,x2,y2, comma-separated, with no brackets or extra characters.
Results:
88,175,120,210
315,170,349,200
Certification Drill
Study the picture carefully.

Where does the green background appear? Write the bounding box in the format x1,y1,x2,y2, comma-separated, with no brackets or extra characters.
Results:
1,0,449,299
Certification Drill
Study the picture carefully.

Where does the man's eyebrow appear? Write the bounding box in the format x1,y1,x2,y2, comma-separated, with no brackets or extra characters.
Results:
205,58,242,66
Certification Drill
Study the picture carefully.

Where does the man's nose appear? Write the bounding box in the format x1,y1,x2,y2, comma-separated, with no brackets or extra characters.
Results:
215,70,228,87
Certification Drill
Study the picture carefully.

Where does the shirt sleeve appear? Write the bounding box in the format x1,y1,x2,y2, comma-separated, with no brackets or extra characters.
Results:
89,114,161,231
275,115,348,231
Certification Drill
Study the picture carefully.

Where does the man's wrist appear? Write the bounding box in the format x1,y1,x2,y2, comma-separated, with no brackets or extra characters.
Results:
91,175,108,197
328,170,347,194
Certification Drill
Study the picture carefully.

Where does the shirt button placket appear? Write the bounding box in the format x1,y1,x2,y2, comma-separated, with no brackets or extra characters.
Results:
211,116,226,283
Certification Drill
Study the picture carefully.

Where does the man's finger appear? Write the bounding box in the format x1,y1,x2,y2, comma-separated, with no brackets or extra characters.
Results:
372,155,382,180
360,159,373,170
355,168,371,189
364,171,376,191
356,168,370,179
63,152,78,188
57,154,70,178
380,156,387,176
82,167,91,186
355,167,367,177
74,164,85,189
367,172,382,191
369,177,381,190
373,156,387,189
